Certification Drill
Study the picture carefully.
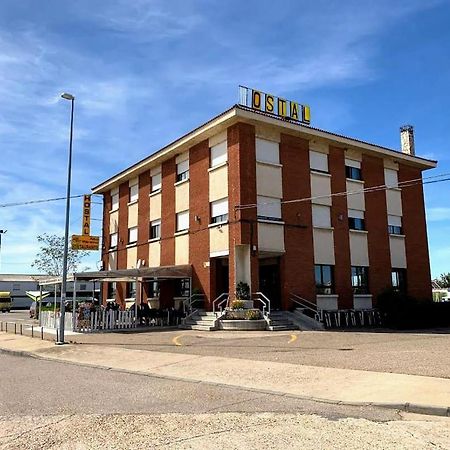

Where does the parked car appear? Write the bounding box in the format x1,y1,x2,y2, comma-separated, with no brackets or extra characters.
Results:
0,292,11,313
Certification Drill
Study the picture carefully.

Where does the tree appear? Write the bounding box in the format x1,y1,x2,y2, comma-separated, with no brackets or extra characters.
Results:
438,273,450,288
31,233,89,276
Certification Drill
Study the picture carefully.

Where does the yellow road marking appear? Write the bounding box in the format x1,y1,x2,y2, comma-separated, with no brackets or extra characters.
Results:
172,335,183,346
288,334,298,344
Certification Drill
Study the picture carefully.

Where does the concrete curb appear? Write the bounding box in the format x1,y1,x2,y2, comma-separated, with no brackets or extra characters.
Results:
1,346,449,418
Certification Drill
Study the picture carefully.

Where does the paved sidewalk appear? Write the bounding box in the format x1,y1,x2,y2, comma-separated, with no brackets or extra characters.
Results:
0,333,449,417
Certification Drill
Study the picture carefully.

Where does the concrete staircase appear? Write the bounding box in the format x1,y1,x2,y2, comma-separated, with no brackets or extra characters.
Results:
288,308,325,331
266,311,299,331
180,310,218,331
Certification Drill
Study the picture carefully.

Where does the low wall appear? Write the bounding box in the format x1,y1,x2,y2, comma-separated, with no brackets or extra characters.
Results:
218,319,267,331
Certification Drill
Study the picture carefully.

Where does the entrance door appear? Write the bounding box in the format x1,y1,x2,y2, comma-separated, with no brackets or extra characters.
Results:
214,258,229,299
259,259,281,310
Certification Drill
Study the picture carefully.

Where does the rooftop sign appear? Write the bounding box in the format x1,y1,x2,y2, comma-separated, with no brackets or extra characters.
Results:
238,85,310,125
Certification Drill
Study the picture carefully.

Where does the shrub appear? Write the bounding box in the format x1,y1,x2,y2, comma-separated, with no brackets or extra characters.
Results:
235,282,250,300
245,309,261,320
230,300,246,310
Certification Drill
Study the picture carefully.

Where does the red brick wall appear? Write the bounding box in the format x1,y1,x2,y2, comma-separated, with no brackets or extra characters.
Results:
160,158,176,266
116,182,129,308
279,133,315,309
189,139,213,303
362,155,391,300
101,192,111,305
398,165,432,300
227,122,259,297
137,171,150,263
329,146,353,309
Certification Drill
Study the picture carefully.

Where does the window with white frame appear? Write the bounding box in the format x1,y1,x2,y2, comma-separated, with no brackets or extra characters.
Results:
128,226,138,244
110,232,118,249
210,141,227,168
257,195,282,221
388,215,403,235
256,138,279,164
151,167,162,192
312,205,331,228
309,151,328,173
111,191,119,210
384,168,399,188
129,182,138,202
345,159,362,181
176,210,189,232
176,159,189,182
348,209,365,231
210,198,228,224
149,219,161,239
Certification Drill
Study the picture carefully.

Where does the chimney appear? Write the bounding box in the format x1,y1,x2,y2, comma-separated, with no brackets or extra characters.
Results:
400,125,415,156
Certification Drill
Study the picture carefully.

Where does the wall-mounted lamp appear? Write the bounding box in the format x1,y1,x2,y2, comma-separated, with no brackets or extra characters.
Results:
194,215,201,223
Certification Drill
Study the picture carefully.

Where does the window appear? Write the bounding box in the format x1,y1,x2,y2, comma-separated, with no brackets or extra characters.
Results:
348,209,365,231
12,283,20,291
310,151,328,173
385,168,398,188
176,210,189,232
351,266,369,294
110,232,118,249
107,282,116,299
210,141,227,167
111,191,119,210
257,195,282,221
392,268,407,293
345,159,362,181
388,215,403,235
256,138,279,164
126,281,136,298
176,159,189,182
128,226,138,244
149,219,161,239
147,280,160,298
129,182,138,202
315,265,334,294
175,278,191,297
211,198,228,224
151,167,162,192
80,284,87,291
312,205,331,228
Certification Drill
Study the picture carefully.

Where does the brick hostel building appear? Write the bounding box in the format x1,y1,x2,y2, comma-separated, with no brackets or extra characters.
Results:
92,90,436,313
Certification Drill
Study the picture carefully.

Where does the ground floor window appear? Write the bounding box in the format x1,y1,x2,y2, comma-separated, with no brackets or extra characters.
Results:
107,282,116,299
127,281,136,298
175,278,190,297
351,266,369,294
392,268,407,293
147,280,160,298
314,265,334,294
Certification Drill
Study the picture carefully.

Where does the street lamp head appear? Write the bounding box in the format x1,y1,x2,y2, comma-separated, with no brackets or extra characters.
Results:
0,230,6,234
61,92,75,101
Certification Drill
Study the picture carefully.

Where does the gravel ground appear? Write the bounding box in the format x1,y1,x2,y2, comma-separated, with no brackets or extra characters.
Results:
1,412,449,449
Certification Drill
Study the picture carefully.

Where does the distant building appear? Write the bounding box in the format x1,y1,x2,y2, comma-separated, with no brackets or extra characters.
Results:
0,274,99,309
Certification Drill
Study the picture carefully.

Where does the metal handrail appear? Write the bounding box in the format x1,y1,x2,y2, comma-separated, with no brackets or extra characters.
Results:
183,293,205,314
253,292,271,316
290,292,322,321
212,293,229,314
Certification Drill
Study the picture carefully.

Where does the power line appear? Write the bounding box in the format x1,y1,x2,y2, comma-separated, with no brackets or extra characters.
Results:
0,194,103,209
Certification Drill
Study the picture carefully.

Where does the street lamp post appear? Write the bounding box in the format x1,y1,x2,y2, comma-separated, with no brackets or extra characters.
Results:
57,92,75,345
0,230,7,271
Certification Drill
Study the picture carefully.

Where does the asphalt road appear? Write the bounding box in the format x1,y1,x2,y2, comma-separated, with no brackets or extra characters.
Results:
1,353,449,449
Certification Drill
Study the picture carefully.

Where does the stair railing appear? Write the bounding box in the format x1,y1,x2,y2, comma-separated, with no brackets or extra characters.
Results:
182,293,205,323
253,292,271,317
212,293,229,315
289,292,323,322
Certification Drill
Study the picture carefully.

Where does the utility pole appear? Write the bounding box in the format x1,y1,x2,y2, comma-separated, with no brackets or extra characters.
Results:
0,230,7,272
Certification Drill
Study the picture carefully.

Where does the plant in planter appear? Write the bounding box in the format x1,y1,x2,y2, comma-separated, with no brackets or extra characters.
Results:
235,282,250,301
244,309,261,320
230,299,246,310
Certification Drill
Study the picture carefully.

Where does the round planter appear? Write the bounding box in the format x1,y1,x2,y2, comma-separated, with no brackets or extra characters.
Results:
219,319,267,331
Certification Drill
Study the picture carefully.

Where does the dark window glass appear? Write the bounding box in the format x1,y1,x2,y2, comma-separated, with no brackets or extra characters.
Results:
351,266,369,294
345,166,362,181
176,170,189,182
150,222,161,239
315,265,335,294
211,213,228,224
126,282,136,298
175,278,190,297
392,269,407,293
388,225,403,235
348,217,366,231
107,282,116,299
147,281,160,298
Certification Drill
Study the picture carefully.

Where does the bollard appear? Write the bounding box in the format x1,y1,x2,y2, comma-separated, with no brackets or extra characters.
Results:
56,328,59,343
41,327,43,340
20,323,23,335
5,322,7,333
14,323,17,335
31,326,34,338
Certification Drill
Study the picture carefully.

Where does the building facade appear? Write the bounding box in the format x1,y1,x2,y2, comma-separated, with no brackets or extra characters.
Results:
93,105,436,311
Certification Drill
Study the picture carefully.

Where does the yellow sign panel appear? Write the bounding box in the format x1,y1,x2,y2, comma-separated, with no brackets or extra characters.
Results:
238,86,310,125
82,195,91,236
71,234,100,251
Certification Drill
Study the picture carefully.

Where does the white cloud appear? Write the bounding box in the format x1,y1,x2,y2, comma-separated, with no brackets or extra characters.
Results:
427,207,450,222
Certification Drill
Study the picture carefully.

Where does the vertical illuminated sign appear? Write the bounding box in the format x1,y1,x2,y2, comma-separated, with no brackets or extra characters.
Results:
82,195,91,236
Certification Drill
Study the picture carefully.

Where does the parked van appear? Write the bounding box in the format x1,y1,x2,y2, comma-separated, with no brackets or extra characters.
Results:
0,292,11,313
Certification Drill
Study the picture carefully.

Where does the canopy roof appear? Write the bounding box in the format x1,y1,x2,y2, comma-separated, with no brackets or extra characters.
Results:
39,265,192,285
0,292,11,298
25,291,50,301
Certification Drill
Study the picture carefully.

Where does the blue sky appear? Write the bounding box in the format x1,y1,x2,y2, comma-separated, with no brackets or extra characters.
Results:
0,0,449,277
